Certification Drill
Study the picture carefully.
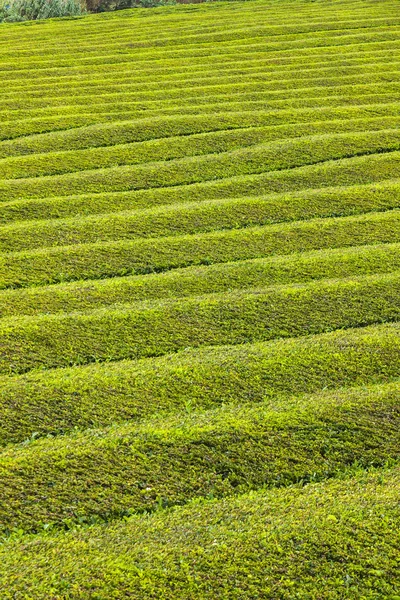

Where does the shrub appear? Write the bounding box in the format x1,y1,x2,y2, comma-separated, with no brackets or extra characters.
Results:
0,0,175,18
85,0,175,12
1,271,400,374
0,0,82,21
1,464,399,598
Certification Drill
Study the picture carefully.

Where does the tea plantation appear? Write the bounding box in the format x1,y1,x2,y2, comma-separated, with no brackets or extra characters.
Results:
0,0,399,596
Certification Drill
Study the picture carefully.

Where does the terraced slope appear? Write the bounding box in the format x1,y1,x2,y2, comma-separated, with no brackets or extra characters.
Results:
0,0,400,597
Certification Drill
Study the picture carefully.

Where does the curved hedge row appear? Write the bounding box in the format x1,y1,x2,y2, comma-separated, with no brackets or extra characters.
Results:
0,321,398,446
0,379,399,534
0,463,398,598
2,179,400,252
0,242,398,317
3,209,400,288
1,271,400,374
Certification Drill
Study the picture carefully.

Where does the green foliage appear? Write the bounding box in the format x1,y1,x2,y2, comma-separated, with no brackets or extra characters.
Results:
1,179,400,252
0,379,399,534
86,0,176,15
0,242,399,317
1,271,400,374
0,464,399,597
3,116,400,182
0,0,174,20
1,0,400,594
3,151,400,225
1,129,400,202
0,321,398,446
0,0,82,22
138,0,176,7
0,103,399,156
2,209,400,288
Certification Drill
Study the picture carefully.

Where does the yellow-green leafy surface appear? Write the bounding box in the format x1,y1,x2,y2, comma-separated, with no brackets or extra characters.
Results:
0,0,400,597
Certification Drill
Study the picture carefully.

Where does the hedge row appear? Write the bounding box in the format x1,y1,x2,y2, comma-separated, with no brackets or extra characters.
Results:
5,27,399,58
1,128,400,202
3,140,400,225
5,59,400,102
2,271,400,374
3,34,399,79
3,45,399,106
2,0,394,34
9,22,387,57
3,70,399,113
2,65,400,111
2,162,399,224
3,103,400,160
4,22,399,66
0,462,398,598
5,20,394,58
3,116,400,183
3,12,397,58
0,114,129,144
2,209,400,288
2,241,399,318
2,179,400,252
0,321,399,446
3,29,398,70
4,49,399,91
1,85,398,142
4,9,396,52
1,378,400,534
4,21,398,64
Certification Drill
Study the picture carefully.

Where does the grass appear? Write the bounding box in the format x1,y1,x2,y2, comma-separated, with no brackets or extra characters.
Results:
1,0,400,595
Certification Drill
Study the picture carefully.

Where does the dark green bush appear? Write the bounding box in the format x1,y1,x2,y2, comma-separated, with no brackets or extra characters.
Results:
85,0,175,12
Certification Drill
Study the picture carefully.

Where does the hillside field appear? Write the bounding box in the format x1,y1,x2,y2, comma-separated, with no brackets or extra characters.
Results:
0,0,400,597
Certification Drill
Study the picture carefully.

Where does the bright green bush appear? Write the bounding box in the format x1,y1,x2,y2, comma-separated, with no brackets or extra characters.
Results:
1,128,399,202
3,62,400,108
0,89,399,142
3,151,400,224
2,179,400,252
2,209,400,288
1,104,400,159
2,115,400,182
0,242,398,318
1,0,400,595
